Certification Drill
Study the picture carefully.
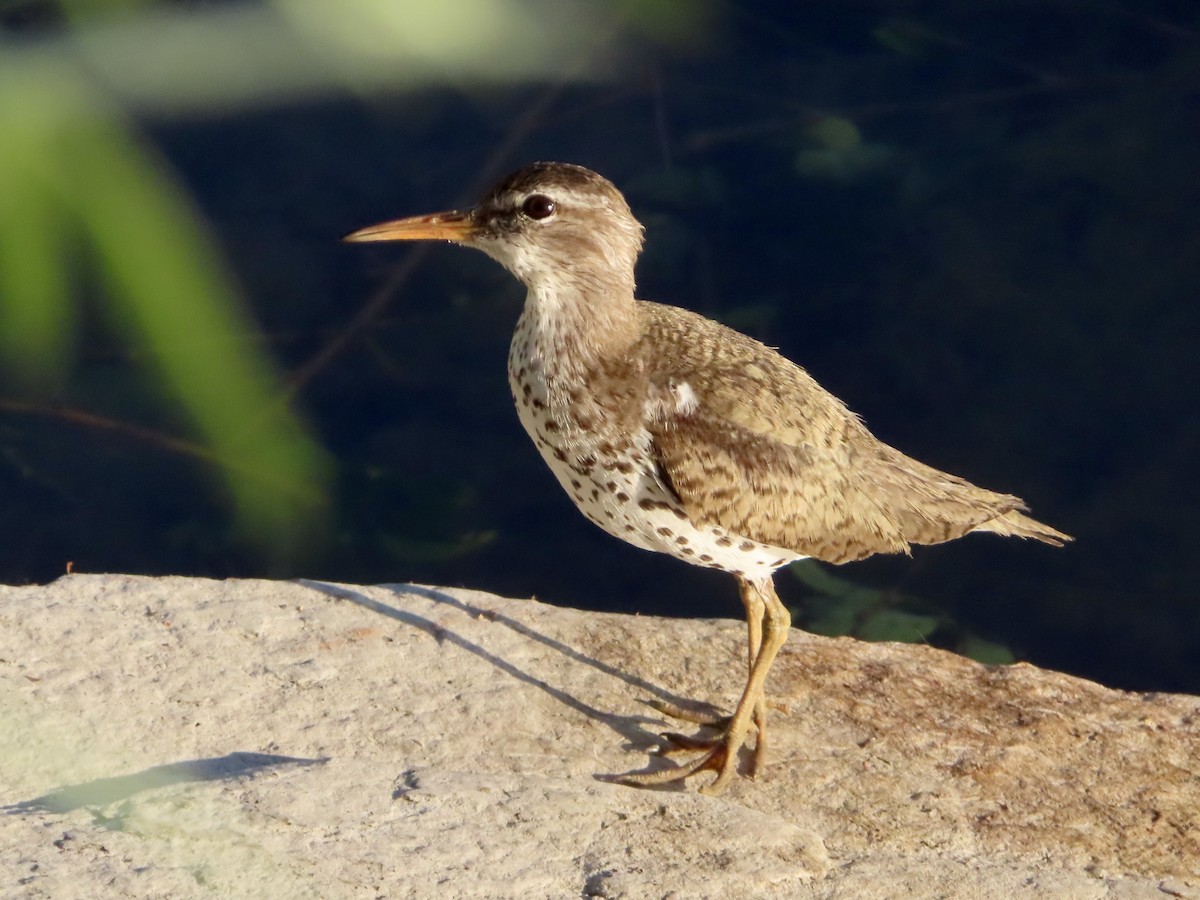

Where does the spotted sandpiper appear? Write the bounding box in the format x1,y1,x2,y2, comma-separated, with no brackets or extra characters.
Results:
345,161,1071,794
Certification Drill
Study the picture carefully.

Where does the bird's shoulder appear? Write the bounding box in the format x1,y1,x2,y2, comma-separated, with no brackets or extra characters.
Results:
630,300,866,451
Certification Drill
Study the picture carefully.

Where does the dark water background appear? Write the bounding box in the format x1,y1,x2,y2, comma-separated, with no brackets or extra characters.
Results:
2,1,1198,692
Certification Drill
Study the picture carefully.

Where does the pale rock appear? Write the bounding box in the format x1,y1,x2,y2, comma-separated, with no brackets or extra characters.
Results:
0,575,1196,898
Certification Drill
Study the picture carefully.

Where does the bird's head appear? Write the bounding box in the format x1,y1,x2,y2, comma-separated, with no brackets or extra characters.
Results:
345,162,645,297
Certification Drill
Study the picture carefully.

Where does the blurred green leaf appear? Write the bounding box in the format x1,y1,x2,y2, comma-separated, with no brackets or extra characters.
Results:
789,560,1015,659
379,530,497,565
613,0,717,46
789,559,887,636
58,0,149,24
873,20,944,59
0,63,330,550
806,116,862,152
0,86,76,390
957,636,1017,666
794,116,893,182
856,609,940,643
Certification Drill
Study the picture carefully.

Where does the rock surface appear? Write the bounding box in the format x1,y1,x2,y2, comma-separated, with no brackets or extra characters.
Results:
1,574,1197,898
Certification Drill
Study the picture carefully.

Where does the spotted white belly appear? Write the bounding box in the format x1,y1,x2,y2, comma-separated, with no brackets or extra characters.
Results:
507,354,802,580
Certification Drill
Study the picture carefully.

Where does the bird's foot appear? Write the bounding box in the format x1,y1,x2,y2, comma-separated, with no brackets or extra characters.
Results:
644,698,728,728
615,732,740,795
613,578,791,795
614,694,772,795
647,696,788,727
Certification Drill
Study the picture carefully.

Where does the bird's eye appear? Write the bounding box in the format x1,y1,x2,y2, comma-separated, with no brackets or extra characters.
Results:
521,194,556,220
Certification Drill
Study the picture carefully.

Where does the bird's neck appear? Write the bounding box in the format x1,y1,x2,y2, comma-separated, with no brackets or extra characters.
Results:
515,271,639,382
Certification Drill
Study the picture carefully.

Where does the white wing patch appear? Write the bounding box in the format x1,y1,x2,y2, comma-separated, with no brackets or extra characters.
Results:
672,380,699,416
647,378,700,422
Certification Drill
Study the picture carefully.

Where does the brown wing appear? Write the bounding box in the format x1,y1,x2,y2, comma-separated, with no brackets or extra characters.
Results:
636,302,1066,564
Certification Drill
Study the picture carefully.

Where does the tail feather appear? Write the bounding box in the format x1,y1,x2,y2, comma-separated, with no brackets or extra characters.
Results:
975,509,1073,546
872,449,1073,549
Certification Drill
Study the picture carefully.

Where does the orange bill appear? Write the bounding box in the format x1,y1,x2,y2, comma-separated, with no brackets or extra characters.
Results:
342,210,475,243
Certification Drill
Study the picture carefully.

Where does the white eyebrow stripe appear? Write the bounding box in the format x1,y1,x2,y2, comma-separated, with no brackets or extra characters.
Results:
503,185,609,209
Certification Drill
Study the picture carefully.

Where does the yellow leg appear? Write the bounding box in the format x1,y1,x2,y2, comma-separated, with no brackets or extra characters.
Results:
646,577,765,727
703,576,789,794
741,574,765,667
619,575,791,794
738,577,770,776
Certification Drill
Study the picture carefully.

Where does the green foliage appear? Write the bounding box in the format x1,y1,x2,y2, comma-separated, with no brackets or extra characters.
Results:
57,0,149,23
378,530,498,566
787,560,1017,665
0,72,77,389
0,63,330,552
